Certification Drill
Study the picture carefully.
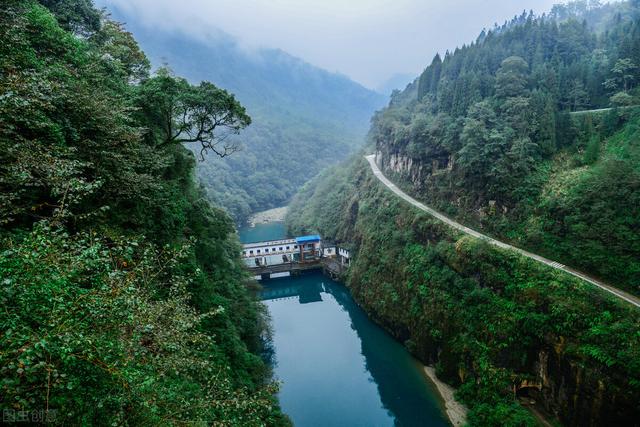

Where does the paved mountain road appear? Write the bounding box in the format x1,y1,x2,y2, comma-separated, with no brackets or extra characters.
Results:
365,154,640,309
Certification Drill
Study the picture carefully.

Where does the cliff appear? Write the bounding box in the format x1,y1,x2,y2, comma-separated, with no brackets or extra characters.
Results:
286,157,640,425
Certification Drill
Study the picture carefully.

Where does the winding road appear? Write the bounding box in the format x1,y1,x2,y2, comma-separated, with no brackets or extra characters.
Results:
365,155,640,309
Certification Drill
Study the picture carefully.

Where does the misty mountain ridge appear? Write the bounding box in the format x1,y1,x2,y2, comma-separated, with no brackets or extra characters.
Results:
135,28,383,126
376,73,416,96
104,5,386,222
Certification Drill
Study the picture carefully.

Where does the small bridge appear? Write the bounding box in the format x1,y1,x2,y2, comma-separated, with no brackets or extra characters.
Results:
242,235,350,280
250,261,323,280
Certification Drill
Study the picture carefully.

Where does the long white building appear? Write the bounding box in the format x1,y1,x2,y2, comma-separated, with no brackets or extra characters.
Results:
242,235,322,268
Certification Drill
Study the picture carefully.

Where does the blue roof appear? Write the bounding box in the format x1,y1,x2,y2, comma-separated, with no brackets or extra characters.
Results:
295,235,321,244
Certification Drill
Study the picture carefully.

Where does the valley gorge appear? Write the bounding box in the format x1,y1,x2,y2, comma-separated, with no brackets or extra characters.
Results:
2,0,640,425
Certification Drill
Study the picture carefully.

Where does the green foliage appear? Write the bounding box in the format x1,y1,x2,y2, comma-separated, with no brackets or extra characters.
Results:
495,56,529,99
366,0,640,295
136,68,251,159
0,2,287,424
287,158,640,425
583,133,601,164
0,225,281,425
610,90,635,106
37,0,101,35
90,20,150,83
120,21,385,224
605,58,638,92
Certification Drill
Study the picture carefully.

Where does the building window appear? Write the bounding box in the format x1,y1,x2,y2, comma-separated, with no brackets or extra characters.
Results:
257,249,261,254
250,250,254,255
279,247,283,251
286,246,290,250
294,245,298,249
265,248,269,253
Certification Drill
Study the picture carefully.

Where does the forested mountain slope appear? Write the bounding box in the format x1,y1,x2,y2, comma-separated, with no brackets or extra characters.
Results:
100,2,386,222
368,0,640,296
0,1,287,424
288,156,640,426
287,1,640,425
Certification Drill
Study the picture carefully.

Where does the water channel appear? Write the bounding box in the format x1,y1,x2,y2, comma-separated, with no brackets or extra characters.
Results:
239,221,450,427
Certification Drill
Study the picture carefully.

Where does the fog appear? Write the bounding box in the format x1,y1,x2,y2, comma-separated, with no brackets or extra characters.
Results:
98,0,569,89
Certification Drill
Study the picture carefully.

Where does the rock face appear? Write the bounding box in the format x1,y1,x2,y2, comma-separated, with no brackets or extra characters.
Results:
535,345,638,426
378,150,427,189
377,149,453,195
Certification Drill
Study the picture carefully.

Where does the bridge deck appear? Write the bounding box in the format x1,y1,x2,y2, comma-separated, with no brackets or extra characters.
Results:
247,258,347,280
248,261,322,277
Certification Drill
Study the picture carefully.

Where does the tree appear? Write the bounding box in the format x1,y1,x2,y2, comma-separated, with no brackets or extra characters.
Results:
500,96,531,136
604,58,638,92
418,54,442,99
136,69,252,159
508,136,539,176
532,94,558,155
495,56,529,98
458,101,502,190
583,134,600,164
567,79,590,111
90,20,150,83
38,0,101,36
610,91,635,107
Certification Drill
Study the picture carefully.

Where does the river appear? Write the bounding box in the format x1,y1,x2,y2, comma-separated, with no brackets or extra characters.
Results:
239,220,450,427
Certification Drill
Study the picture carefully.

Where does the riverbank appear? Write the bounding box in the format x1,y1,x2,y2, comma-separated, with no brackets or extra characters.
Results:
248,206,288,227
423,366,468,427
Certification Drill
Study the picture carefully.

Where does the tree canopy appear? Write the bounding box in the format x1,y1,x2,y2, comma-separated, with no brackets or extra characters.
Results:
369,0,640,295
136,69,251,159
0,2,287,424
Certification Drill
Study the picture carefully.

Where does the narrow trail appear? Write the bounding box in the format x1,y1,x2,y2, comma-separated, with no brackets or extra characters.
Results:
364,155,640,309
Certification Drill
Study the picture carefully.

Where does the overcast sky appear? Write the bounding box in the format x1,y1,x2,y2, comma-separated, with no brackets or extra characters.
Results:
99,0,568,89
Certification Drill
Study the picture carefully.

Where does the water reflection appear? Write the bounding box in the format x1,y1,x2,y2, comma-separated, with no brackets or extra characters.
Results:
262,273,448,427
262,280,325,304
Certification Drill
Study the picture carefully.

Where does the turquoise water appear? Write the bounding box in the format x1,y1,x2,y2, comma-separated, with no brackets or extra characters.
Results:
239,222,449,427
238,221,288,243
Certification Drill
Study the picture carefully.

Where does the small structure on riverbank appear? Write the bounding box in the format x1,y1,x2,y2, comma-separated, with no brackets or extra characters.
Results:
296,235,322,263
337,246,351,266
242,235,346,280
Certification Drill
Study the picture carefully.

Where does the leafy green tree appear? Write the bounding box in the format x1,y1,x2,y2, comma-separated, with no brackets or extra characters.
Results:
567,79,590,110
495,56,529,99
136,69,252,159
38,0,101,35
418,54,443,99
583,133,601,164
90,20,150,83
610,91,635,106
0,2,287,424
604,58,638,92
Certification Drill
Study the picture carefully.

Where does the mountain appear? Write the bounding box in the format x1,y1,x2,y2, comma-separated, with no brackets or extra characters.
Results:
102,3,387,223
287,1,640,425
376,73,415,96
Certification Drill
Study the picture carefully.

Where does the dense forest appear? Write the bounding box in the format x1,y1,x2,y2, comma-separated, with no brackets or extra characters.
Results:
370,0,640,296
287,0,640,425
101,4,386,223
0,1,287,424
